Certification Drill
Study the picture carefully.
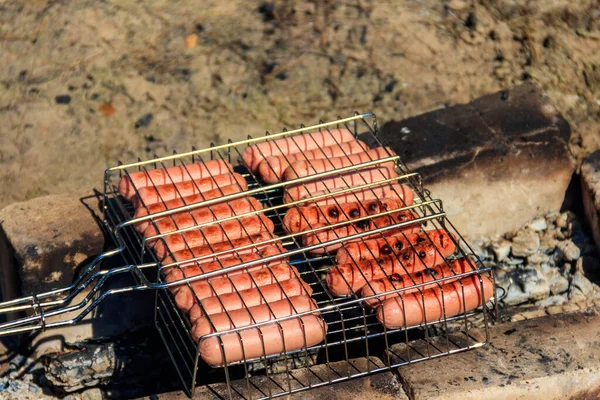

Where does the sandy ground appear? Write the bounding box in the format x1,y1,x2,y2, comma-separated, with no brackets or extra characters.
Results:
0,0,599,209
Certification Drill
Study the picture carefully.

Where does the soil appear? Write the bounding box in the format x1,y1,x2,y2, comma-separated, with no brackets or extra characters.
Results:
0,0,599,209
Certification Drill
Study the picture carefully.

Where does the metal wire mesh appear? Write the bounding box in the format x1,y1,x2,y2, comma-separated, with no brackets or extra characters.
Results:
0,113,496,399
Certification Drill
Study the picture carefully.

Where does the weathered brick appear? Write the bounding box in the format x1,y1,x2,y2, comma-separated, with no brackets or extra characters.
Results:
146,357,408,400
582,150,600,255
0,191,104,296
378,83,574,238
393,310,600,400
0,191,154,355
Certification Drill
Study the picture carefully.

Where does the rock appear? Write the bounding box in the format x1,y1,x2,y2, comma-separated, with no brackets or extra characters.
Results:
536,294,568,308
527,252,549,265
81,388,104,400
511,230,540,257
569,271,600,302
539,231,558,254
581,151,600,253
528,217,548,231
502,267,550,306
556,239,581,261
490,238,511,262
539,264,570,295
556,211,573,229
44,342,115,392
459,239,487,259
550,274,570,295
506,256,526,265
379,83,574,238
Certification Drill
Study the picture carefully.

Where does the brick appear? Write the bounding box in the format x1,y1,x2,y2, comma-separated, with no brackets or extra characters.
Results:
392,310,600,400
145,357,408,400
378,83,574,238
0,191,154,355
0,191,104,295
581,150,600,256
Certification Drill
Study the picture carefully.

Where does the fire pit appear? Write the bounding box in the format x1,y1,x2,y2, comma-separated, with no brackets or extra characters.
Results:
1,84,599,400
0,113,496,399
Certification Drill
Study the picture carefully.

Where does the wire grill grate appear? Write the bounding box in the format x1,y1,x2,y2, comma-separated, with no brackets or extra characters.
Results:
0,113,497,399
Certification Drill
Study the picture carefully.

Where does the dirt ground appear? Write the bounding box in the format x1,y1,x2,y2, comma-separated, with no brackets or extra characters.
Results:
0,0,599,209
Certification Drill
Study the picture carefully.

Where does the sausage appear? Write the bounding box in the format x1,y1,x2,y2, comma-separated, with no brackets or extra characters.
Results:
162,243,287,274
325,239,457,296
152,214,275,260
376,275,494,329
119,159,233,200
133,173,247,207
188,279,313,323
160,233,281,269
138,197,263,234
297,185,414,210
173,263,299,311
303,210,419,254
191,295,317,342
360,257,477,308
284,167,398,204
282,147,397,181
133,184,246,232
199,315,327,365
242,128,356,171
336,229,453,264
258,141,369,183
284,198,407,234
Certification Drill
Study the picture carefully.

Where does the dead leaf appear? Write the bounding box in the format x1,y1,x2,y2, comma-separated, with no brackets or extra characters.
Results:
99,103,116,116
185,34,198,48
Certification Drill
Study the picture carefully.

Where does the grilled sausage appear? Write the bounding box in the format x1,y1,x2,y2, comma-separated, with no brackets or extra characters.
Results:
242,129,356,171
282,147,397,181
134,173,247,207
152,214,275,260
325,239,457,296
360,257,477,308
133,184,245,231
284,198,407,234
174,263,298,311
188,278,313,322
119,159,233,200
284,167,398,204
258,141,369,183
162,244,287,275
191,295,317,342
303,210,419,254
199,315,327,365
160,233,281,269
138,197,263,234
376,275,494,329
336,229,453,264
297,183,414,209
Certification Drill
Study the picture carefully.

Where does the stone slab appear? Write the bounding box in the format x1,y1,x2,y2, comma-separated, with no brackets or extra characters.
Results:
0,191,154,356
378,83,574,239
0,191,105,296
393,310,600,400
142,357,408,400
581,150,600,256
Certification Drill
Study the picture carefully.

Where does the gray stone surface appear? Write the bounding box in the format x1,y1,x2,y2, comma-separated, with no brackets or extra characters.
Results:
379,83,574,239
582,150,600,255
394,310,600,400
143,357,408,400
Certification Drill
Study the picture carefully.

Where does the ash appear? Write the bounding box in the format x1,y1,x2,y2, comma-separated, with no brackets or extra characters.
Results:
470,211,600,319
